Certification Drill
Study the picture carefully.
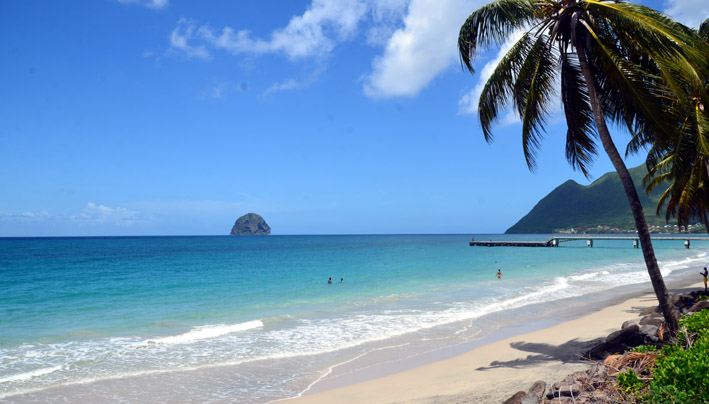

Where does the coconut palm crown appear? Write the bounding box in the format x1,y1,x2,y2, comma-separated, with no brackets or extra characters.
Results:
642,17,709,234
459,0,709,333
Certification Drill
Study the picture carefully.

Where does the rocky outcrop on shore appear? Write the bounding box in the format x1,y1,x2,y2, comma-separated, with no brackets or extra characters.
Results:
230,213,271,236
502,290,709,404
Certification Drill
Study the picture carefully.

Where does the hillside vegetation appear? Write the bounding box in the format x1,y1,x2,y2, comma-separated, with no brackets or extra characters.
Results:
506,165,705,234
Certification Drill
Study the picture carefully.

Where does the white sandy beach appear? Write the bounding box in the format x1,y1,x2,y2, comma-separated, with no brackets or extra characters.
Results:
288,282,705,404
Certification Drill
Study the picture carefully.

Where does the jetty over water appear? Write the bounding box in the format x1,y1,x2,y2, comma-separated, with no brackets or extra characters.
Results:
470,235,709,248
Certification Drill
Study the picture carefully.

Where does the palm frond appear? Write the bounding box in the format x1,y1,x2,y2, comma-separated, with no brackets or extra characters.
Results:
560,51,597,177
580,21,677,142
458,0,537,74
513,34,557,171
477,32,536,141
699,18,709,41
586,1,709,68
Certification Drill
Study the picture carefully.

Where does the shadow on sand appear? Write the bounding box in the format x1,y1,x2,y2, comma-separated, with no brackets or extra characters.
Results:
476,337,604,371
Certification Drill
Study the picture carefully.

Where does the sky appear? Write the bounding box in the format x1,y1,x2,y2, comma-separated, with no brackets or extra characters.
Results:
1,0,707,236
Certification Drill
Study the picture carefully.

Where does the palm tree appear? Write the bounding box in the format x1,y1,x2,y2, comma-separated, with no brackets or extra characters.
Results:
458,0,709,333
644,132,709,233
642,18,709,234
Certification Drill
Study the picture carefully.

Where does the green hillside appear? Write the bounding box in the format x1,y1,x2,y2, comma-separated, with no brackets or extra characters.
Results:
505,165,696,234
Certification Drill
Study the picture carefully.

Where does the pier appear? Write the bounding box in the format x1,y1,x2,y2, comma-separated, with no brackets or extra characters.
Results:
469,235,709,248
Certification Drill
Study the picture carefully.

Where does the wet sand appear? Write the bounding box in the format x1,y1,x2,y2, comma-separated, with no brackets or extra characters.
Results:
287,282,704,404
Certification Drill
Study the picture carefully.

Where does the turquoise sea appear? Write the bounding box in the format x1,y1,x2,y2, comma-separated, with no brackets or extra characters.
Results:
1,235,707,403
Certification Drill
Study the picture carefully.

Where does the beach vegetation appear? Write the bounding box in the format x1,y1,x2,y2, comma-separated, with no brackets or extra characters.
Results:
617,368,645,398
617,310,709,403
629,344,659,354
458,0,709,334
646,335,709,403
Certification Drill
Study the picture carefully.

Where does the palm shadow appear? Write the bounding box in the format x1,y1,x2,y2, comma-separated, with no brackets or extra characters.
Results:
476,337,604,371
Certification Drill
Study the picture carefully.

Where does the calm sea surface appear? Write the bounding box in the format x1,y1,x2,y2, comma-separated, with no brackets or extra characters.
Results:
1,235,707,403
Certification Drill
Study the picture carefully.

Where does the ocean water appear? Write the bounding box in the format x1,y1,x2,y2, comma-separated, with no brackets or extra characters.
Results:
1,234,707,403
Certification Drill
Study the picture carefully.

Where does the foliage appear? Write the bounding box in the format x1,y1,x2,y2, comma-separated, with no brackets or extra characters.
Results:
680,308,709,335
629,344,659,353
697,295,709,302
612,310,709,403
638,310,709,403
645,337,709,403
642,17,709,234
618,369,645,393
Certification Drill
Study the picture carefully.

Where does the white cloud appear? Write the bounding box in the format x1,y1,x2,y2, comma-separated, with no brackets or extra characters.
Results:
70,203,141,225
265,79,306,95
169,0,502,98
172,0,368,61
0,210,53,223
663,0,709,28
364,0,409,45
264,63,325,95
363,0,484,98
169,19,212,61
117,0,168,10
0,203,141,227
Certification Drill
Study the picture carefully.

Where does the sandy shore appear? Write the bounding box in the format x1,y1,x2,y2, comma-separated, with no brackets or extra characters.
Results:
288,282,705,404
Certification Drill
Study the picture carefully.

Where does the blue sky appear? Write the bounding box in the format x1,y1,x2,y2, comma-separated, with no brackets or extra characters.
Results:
1,0,707,236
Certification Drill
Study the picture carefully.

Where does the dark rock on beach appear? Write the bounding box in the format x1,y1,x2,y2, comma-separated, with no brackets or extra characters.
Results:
501,391,527,404
520,381,546,404
230,213,271,236
502,380,548,404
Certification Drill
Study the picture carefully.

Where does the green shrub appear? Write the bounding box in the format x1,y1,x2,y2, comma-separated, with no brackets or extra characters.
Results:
618,369,645,393
645,309,709,404
680,308,709,334
630,344,659,353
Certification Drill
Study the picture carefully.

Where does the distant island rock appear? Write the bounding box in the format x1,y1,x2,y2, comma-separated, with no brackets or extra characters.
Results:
230,213,271,236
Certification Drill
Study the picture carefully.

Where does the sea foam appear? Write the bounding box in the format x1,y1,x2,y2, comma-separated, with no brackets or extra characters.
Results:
0,366,62,384
146,320,263,345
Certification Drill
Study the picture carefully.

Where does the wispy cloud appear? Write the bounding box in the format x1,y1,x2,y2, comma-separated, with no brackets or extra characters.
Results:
664,0,709,29
167,0,494,99
263,63,326,96
69,202,141,225
117,0,168,10
0,203,142,227
0,210,55,223
169,19,212,60
170,0,367,61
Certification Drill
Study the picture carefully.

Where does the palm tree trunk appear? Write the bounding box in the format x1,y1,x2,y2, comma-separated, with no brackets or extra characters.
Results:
577,48,678,334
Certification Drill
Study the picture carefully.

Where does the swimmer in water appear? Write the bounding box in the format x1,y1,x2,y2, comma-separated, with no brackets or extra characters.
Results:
497,269,502,279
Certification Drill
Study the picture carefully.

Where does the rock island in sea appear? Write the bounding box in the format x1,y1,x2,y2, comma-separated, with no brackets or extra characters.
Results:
230,213,271,235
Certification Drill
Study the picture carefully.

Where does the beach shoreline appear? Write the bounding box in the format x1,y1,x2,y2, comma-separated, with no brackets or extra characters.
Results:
3,236,707,403
286,279,706,404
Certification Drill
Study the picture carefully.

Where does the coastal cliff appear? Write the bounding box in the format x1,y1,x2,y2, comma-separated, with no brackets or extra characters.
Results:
230,213,271,236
